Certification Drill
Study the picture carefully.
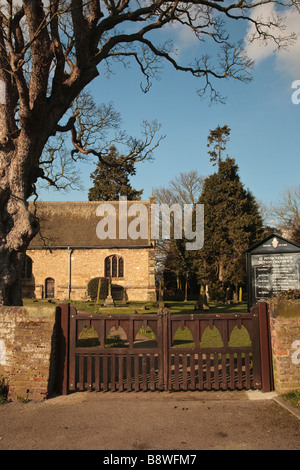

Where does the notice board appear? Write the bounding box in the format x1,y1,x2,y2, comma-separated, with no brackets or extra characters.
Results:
246,234,300,309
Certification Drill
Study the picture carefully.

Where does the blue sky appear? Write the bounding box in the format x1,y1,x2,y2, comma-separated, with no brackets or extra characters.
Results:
38,7,300,208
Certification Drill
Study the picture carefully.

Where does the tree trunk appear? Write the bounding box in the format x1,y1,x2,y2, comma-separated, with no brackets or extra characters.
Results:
218,263,224,283
0,141,39,305
184,275,188,302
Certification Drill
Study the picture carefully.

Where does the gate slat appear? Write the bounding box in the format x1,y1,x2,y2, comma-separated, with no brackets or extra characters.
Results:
221,353,227,390
229,352,235,390
182,354,188,390
87,354,92,391
127,355,132,392
134,355,140,391
190,354,195,390
174,354,179,390
150,354,156,391
78,354,84,391
206,354,211,390
198,353,203,390
237,352,243,389
245,352,251,389
142,355,147,391
103,354,108,391
111,354,116,391
213,353,219,391
118,354,124,391
94,354,100,391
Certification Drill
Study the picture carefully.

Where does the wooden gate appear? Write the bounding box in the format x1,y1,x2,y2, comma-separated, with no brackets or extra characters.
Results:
57,303,273,395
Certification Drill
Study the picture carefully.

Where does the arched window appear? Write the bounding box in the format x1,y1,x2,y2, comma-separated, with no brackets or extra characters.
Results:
104,255,124,278
22,255,33,279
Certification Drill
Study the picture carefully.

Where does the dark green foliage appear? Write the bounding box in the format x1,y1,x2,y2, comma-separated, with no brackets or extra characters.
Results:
88,146,143,201
197,157,263,294
87,277,109,300
207,125,231,168
208,281,226,303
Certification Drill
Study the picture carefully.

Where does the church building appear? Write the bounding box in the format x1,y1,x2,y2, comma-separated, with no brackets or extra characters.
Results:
22,201,156,302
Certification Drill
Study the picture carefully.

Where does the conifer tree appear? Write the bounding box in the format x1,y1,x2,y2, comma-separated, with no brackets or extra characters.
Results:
207,125,231,168
197,157,263,297
88,146,143,201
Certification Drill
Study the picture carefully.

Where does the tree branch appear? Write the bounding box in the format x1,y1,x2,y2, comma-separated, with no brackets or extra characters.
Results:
22,0,52,116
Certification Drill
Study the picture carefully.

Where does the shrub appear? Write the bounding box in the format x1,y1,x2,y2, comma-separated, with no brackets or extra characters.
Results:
208,282,226,303
87,277,109,300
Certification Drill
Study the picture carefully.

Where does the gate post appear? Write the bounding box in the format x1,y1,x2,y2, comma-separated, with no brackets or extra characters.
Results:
161,308,170,391
258,302,274,392
57,303,71,395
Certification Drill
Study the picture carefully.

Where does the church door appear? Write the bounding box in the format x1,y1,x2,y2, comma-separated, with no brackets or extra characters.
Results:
45,278,55,298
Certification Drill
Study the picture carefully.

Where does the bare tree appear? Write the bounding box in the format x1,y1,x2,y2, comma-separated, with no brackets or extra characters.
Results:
0,0,298,305
270,186,300,244
153,170,204,206
153,170,204,299
39,90,161,193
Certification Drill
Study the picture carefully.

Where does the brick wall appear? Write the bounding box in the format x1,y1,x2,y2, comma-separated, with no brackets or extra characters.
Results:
269,301,300,394
0,305,57,401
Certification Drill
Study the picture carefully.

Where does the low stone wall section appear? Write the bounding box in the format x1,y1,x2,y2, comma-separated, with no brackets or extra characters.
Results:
269,300,300,395
0,305,58,402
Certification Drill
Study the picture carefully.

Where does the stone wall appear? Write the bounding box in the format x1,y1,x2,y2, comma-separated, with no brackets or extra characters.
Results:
24,246,156,302
269,301,300,394
0,305,58,402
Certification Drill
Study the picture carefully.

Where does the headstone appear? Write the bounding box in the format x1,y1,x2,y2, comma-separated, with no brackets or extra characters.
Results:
246,233,300,309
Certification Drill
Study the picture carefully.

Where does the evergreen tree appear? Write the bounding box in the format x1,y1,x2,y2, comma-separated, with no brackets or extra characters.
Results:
197,157,263,297
207,125,231,168
88,146,143,201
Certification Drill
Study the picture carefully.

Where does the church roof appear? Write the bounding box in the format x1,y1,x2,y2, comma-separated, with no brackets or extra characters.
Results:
28,201,153,249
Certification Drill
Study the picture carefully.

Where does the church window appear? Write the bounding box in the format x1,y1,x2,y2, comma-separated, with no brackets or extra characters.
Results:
105,255,124,278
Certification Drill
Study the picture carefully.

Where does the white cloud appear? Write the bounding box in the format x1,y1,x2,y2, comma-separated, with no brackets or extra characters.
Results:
244,6,300,77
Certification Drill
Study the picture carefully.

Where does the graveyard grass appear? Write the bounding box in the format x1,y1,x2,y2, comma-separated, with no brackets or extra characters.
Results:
22,299,248,316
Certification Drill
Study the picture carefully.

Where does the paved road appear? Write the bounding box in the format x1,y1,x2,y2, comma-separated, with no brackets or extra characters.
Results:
0,390,299,451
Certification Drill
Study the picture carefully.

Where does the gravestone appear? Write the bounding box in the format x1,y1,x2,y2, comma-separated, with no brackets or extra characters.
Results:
246,233,300,310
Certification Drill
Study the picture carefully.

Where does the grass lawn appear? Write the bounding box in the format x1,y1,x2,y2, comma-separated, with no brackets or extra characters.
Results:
23,298,248,315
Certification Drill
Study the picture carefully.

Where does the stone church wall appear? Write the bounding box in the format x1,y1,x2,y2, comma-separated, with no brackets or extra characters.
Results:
24,247,156,302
